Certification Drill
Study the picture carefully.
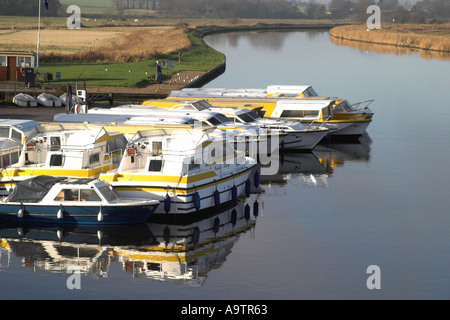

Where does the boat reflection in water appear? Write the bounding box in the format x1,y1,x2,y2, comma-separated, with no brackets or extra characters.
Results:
259,133,372,188
0,198,261,285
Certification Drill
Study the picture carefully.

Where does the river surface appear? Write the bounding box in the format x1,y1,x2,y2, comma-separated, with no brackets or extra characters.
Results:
1,30,449,300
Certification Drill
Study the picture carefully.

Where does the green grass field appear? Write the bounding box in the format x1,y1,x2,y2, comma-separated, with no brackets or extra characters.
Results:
38,29,225,87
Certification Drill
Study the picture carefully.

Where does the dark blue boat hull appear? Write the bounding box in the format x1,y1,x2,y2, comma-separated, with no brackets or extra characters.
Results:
0,203,159,225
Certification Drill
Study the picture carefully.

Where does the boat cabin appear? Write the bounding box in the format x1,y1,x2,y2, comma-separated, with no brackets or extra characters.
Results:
0,51,35,82
0,119,39,168
271,99,334,121
5,176,119,205
167,85,319,99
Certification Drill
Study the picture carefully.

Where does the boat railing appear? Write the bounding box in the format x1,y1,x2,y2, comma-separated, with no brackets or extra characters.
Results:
350,99,374,111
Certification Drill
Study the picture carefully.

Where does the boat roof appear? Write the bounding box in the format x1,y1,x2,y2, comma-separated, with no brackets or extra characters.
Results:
168,85,314,98
89,105,231,124
0,119,40,133
5,176,96,203
53,113,194,125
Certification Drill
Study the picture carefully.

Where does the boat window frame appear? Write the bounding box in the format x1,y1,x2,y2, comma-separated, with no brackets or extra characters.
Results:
97,185,119,202
279,109,320,119
148,159,163,172
79,189,102,202
49,153,63,167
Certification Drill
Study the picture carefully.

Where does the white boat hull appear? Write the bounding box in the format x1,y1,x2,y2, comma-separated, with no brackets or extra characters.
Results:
37,93,63,107
282,129,329,151
12,94,37,107
327,121,371,136
104,165,256,215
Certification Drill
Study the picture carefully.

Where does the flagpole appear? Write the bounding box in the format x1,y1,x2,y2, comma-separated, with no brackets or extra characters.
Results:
36,0,41,85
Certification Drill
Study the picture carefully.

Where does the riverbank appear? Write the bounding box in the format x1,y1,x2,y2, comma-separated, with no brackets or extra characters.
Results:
1,21,344,105
330,23,450,53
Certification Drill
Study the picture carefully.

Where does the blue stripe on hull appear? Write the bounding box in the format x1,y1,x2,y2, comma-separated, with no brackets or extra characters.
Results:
0,204,158,225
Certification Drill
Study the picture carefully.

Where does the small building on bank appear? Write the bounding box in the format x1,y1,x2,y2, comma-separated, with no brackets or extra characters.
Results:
0,51,36,82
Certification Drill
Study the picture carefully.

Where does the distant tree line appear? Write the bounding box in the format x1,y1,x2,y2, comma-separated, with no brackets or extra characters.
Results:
1,0,448,22
305,0,449,23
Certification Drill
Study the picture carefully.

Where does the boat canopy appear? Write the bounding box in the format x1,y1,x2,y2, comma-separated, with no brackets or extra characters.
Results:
6,175,66,203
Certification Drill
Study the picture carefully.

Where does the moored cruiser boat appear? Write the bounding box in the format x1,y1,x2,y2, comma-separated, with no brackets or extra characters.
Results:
0,123,127,196
166,86,374,136
0,175,159,225
99,127,257,215
148,100,330,151
88,104,288,154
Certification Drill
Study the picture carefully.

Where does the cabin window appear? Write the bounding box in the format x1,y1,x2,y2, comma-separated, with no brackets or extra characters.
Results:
148,159,163,172
0,127,9,138
1,154,10,168
16,56,34,68
55,189,79,201
80,189,101,201
152,141,162,155
49,154,63,167
0,56,7,66
107,136,127,153
50,136,61,151
89,153,100,164
2,151,20,168
280,110,320,118
11,129,21,143
98,185,119,202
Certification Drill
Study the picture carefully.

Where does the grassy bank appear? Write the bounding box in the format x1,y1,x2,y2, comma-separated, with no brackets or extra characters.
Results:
330,24,450,53
1,17,342,89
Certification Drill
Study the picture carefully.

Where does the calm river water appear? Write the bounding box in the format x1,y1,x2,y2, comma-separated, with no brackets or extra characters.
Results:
1,30,449,301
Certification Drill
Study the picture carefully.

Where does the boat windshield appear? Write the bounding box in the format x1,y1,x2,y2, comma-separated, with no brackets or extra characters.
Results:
237,111,259,123
304,87,318,97
98,185,119,202
333,100,353,112
207,114,232,126
192,100,212,111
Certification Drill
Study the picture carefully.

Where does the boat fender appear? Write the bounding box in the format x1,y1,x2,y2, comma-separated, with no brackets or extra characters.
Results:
97,206,103,222
254,170,260,188
231,185,238,202
164,194,171,213
253,200,259,217
57,205,63,220
17,203,24,219
214,190,220,207
193,191,201,211
280,140,285,152
230,209,237,226
244,204,250,221
213,217,220,233
192,227,200,245
245,179,251,196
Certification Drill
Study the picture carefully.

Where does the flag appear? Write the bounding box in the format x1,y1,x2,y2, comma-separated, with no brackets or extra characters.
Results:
68,85,73,112
44,0,49,11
